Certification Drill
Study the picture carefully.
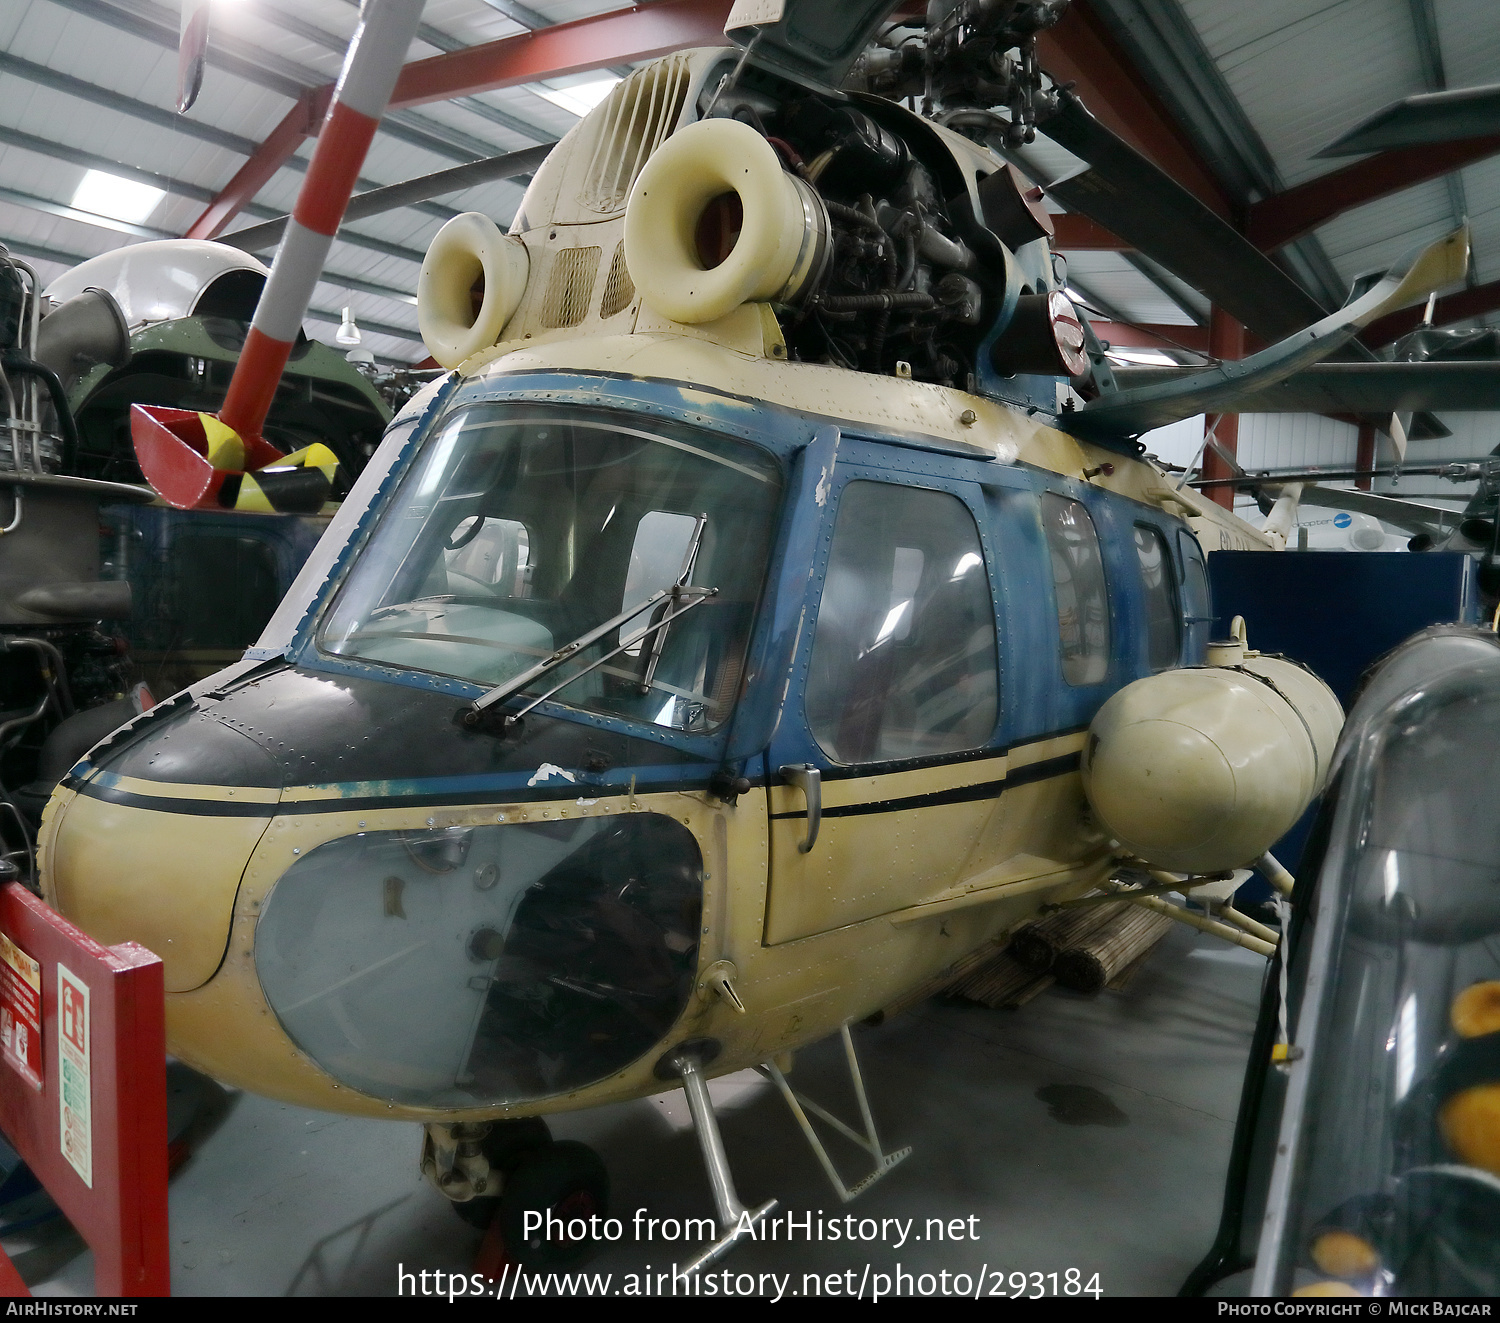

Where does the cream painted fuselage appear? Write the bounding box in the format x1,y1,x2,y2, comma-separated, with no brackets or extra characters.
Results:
39,332,1269,1122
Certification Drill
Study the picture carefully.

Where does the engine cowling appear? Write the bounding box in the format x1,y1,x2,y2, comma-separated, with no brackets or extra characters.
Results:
1081,636,1343,874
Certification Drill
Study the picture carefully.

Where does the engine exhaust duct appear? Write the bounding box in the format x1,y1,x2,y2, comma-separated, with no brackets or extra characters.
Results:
624,118,830,325
34,287,129,394
418,212,531,370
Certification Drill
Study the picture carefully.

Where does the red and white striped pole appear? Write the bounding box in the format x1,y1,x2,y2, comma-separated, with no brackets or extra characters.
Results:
217,0,425,444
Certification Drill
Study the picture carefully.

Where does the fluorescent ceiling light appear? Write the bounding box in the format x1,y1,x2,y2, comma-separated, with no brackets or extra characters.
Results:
534,76,621,118
71,170,165,225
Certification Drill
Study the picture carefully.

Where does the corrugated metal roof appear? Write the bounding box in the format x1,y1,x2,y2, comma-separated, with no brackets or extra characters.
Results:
1184,0,1425,190
1062,251,1200,327
1314,180,1455,279
1167,0,1498,317
0,0,647,362
1037,0,1499,480
4,0,1497,396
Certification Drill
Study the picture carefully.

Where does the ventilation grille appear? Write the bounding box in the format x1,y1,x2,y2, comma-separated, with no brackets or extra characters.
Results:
577,55,692,215
599,242,635,319
540,247,602,329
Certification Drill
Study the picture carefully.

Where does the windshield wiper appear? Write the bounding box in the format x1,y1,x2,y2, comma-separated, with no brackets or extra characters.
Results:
457,583,716,732
458,513,712,734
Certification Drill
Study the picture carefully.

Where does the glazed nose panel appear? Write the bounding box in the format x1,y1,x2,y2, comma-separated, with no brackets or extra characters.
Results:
254,812,703,1108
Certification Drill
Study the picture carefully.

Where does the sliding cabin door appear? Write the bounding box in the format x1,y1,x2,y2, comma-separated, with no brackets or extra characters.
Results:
763,472,1004,944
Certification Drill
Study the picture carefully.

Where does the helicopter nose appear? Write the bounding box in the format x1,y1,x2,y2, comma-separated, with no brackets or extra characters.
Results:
41,717,281,993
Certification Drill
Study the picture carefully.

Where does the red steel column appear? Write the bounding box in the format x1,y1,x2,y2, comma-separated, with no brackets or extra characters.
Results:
185,88,330,241
1201,307,1244,510
218,0,425,442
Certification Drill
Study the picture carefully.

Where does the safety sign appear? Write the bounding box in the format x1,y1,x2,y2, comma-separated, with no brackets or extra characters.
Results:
0,928,42,1091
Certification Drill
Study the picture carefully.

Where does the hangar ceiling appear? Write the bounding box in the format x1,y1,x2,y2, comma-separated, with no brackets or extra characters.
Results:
0,0,1495,411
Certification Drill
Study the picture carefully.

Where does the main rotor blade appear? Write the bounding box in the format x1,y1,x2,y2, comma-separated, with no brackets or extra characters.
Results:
1317,84,1500,157
1070,227,1470,436
221,144,555,254
1296,487,1462,538
1038,92,1327,342
1110,361,1500,415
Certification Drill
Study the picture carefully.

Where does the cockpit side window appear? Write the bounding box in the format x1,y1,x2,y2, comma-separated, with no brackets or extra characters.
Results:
805,481,998,764
1133,523,1181,671
1178,530,1212,666
620,511,701,655
1041,493,1110,686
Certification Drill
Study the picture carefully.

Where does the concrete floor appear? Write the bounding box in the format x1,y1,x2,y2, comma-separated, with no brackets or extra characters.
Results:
11,924,1264,1299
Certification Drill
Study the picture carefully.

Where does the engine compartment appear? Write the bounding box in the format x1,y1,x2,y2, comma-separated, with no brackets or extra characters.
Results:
698,59,1083,392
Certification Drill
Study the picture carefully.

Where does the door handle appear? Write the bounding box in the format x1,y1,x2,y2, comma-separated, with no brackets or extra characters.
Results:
777,763,821,853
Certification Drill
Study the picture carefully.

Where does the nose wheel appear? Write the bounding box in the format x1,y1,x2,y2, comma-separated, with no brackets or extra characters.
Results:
445,1120,611,1272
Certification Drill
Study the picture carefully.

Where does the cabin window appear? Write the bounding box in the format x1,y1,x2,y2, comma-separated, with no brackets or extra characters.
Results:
1178,531,1212,665
1134,523,1181,670
805,481,998,763
620,511,701,655
1040,493,1110,685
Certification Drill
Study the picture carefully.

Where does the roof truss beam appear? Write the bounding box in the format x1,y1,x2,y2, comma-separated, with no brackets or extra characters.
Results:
1408,0,1471,283
1087,321,1210,353
0,55,448,255
0,185,174,241
390,0,734,108
245,0,557,145
190,0,734,239
46,0,523,167
0,129,428,264
1244,135,1500,253
0,125,222,208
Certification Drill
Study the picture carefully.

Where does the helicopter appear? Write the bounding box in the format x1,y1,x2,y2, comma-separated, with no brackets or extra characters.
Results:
28,0,1495,1272
0,233,398,879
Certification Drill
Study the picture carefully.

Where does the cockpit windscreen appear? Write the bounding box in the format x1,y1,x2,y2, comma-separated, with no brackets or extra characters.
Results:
319,404,783,734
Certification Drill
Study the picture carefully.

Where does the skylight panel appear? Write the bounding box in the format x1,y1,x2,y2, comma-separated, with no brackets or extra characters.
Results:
71,171,165,226
534,76,621,118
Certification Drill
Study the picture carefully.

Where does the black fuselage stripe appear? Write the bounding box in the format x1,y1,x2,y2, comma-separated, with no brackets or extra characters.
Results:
66,727,1087,819
813,723,1090,783
63,775,705,817
63,778,279,817
768,752,1082,821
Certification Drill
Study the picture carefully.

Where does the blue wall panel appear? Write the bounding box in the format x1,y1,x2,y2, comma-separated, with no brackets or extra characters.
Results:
1208,550,1478,890
1208,551,1478,709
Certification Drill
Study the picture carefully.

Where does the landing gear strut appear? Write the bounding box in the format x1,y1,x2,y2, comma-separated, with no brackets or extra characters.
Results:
668,1022,910,1272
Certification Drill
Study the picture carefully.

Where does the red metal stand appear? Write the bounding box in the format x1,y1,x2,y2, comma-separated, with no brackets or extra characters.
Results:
0,883,168,1296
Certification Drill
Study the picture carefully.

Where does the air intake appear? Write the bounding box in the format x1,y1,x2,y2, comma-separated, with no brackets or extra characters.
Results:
540,247,602,329
600,242,635,319
577,56,692,216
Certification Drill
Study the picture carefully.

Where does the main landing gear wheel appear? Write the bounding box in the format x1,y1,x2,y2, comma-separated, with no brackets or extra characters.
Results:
453,1121,610,1270
499,1141,610,1270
